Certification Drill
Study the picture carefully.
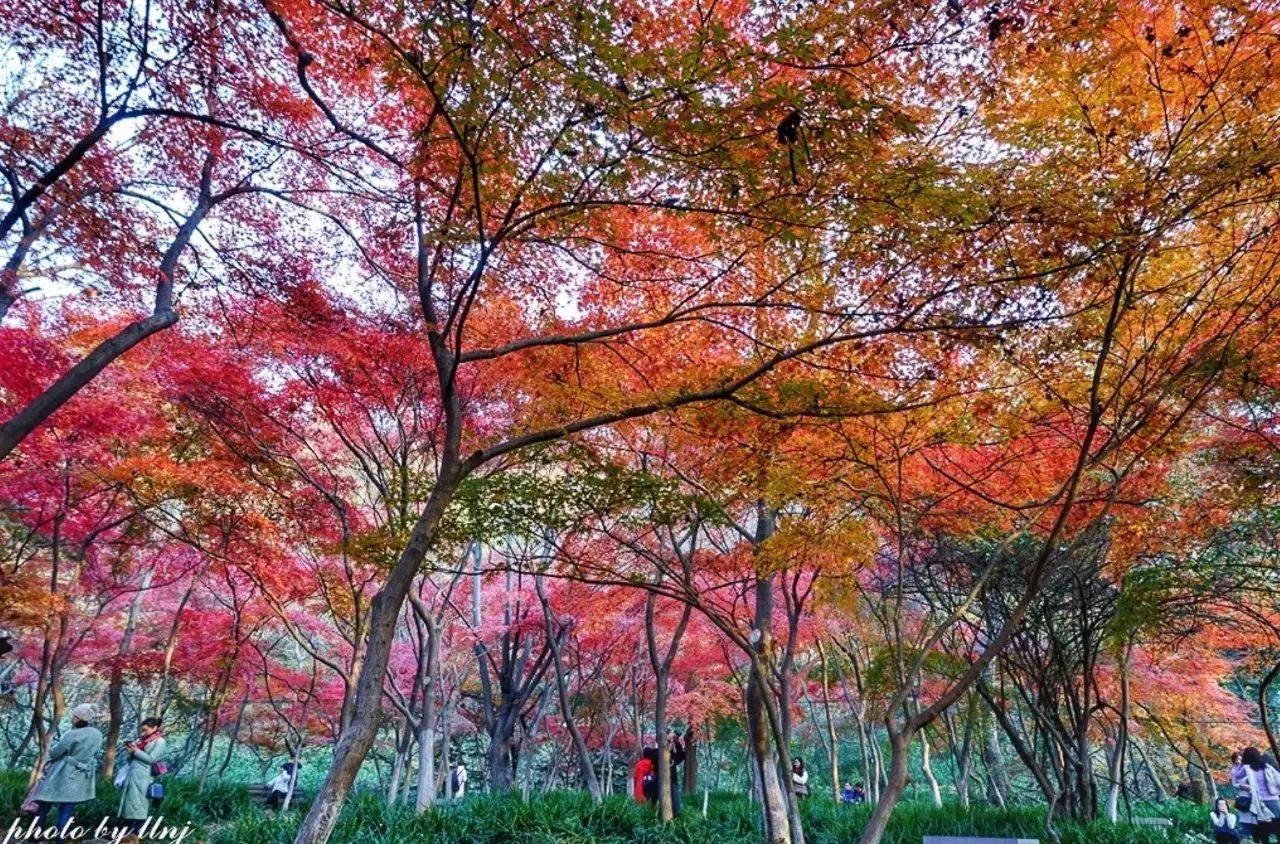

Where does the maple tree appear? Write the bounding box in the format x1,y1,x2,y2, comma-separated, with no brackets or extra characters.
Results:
5,1,1280,844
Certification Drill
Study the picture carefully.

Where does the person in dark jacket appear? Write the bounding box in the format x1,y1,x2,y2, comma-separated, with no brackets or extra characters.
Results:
641,746,659,805
667,731,687,817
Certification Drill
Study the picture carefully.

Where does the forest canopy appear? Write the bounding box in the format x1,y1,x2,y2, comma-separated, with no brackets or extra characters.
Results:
3,1,1280,843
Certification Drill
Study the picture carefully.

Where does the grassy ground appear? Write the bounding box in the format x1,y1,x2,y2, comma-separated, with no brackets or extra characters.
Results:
0,771,1210,843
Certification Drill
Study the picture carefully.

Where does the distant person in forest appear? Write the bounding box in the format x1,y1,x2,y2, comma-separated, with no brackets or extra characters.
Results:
840,783,856,803
450,760,468,799
840,781,866,804
1235,746,1280,844
640,746,660,804
1212,797,1243,843
667,730,687,816
633,747,656,803
1232,752,1259,839
791,758,810,799
26,703,102,837
266,762,297,809
117,717,166,834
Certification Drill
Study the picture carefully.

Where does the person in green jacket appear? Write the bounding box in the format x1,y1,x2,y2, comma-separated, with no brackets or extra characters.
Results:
32,703,103,836
118,717,166,833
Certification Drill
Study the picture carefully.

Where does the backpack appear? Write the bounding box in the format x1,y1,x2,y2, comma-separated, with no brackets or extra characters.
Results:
641,769,657,800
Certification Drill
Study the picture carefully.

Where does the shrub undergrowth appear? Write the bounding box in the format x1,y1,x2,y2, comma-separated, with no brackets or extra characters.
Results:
0,770,1210,843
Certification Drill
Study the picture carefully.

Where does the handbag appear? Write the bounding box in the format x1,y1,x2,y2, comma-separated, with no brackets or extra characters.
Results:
20,778,41,814
1250,769,1276,822
114,761,130,789
1236,792,1253,812
20,767,48,814
146,781,165,802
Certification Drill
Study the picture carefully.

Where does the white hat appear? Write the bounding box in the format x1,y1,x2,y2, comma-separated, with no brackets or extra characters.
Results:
71,703,98,723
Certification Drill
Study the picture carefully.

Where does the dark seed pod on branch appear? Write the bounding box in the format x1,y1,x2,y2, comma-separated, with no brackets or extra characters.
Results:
776,110,802,145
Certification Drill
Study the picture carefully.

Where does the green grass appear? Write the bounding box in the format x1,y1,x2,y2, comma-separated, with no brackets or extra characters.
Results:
0,770,1211,843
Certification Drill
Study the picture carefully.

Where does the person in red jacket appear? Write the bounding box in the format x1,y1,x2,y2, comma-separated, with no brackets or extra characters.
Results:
633,752,655,803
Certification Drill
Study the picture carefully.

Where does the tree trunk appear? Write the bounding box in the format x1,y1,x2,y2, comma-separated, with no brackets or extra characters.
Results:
655,685,672,820
1105,641,1132,822
984,719,1007,808
1133,736,1171,799
104,571,152,779
387,723,410,806
920,727,943,808
291,473,459,844
817,642,840,801
857,730,911,844
536,575,602,803
218,693,249,778
684,722,698,796
747,604,790,841
282,741,302,813
151,582,195,718
414,613,440,812
1260,658,1280,764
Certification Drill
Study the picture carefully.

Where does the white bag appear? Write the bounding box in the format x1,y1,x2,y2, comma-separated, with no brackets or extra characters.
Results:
1250,769,1275,822
113,761,130,790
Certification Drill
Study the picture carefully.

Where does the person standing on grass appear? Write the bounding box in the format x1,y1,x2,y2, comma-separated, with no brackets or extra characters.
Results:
450,760,468,800
1238,746,1280,844
117,717,166,834
1212,797,1243,843
791,758,810,800
666,730,687,817
266,762,297,810
28,703,102,838
633,747,655,803
1233,753,1259,839
641,746,660,805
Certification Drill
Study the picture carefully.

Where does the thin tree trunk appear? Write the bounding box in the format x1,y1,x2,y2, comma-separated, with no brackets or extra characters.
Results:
684,721,698,796
104,570,152,779
291,470,460,844
152,582,196,718
536,575,602,803
817,642,840,801
413,610,440,812
1259,658,1280,763
217,693,250,778
646,586,692,822
1105,641,1132,822
920,727,943,808
387,723,410,807
282,739,301,813
1133,736,1171,799
857,730,911,844
984,718,1008,807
